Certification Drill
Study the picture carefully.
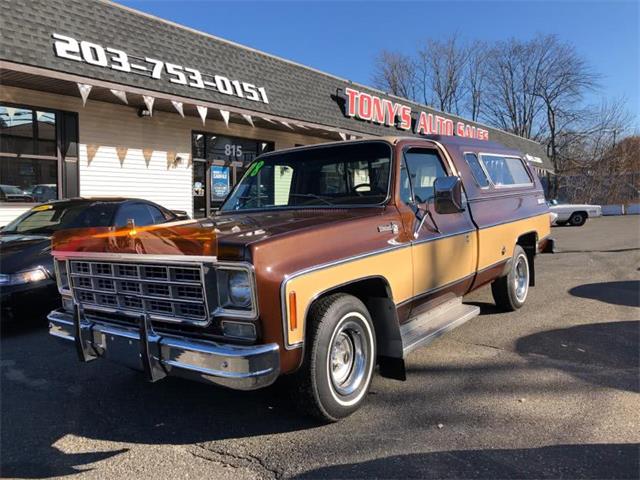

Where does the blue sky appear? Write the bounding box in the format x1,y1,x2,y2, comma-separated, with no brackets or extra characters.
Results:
120,1,639,126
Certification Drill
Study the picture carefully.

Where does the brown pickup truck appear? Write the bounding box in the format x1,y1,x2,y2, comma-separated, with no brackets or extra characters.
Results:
48,136,553,421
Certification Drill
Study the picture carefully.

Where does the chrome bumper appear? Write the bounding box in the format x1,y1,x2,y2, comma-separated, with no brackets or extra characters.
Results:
48,308,280,391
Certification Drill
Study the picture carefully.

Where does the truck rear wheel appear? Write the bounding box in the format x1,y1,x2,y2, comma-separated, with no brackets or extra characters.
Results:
292,293,376,422
491,245,530,311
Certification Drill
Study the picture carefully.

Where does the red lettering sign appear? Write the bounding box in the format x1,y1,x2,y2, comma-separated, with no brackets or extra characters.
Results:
340,88,488,140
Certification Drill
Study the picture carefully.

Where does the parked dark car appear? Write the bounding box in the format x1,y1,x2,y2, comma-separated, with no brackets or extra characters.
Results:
0,184,33,202
0,198,185,322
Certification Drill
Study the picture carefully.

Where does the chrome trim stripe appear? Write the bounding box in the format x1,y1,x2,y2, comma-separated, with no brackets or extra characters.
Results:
410,228,475,247
395,272,475,308
476,258,510,275
471,211,549,230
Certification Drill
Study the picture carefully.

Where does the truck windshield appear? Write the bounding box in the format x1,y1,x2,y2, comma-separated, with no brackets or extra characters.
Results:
221,142,392,212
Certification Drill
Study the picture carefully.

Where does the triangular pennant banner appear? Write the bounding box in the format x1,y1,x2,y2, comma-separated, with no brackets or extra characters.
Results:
196,106,208,125
116,146,128,166
242,114,254,128
110,89,128,104
280,121,294,130
261,117,276,124
219,109,230,128
338,132,347,141
86,144,99,164
142,148,153,167
171,100,184,117
142,95,155,116
77,83,92,106
296,124,309,130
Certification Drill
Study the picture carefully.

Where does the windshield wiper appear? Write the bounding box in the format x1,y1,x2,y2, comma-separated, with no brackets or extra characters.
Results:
289,193,334,206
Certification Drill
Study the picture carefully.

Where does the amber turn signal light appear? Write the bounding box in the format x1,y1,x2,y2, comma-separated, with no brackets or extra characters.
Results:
289,291,297,330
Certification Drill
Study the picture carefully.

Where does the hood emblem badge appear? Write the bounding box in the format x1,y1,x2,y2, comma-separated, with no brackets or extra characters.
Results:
378,223,399,235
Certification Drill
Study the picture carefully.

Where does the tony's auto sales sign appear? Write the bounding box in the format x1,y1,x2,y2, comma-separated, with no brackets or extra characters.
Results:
339,87,489,140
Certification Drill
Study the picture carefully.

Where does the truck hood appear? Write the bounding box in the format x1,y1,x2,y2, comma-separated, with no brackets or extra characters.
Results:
51,208,384,261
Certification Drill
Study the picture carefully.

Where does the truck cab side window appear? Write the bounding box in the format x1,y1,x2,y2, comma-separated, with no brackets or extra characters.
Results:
480,154,532,186
464,153,490,187
400,149,447,204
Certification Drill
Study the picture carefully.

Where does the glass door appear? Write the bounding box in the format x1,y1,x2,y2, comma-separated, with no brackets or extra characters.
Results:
210,161,231,211
192,159,207,219
192,131,274,217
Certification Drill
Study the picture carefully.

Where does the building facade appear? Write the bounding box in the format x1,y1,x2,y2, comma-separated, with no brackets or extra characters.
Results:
0,0,552,225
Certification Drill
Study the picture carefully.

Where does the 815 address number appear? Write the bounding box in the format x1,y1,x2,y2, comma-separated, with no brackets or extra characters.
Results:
52,33,269,104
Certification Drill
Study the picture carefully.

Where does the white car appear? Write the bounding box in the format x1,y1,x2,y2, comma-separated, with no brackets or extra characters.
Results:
548,200,602,226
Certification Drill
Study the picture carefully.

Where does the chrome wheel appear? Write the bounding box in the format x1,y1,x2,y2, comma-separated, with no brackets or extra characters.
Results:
328,317,368,398
514,254,529,302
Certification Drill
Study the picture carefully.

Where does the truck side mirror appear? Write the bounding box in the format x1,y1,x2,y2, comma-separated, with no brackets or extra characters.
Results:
433,176,465,214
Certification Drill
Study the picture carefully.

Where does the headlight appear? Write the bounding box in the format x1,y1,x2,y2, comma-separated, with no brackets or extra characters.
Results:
228,270,251,307
0,267,49,286
216,268,254,312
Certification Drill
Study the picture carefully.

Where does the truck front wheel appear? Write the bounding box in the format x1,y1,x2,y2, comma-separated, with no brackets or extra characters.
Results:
491,245,530,311
292,293,376,422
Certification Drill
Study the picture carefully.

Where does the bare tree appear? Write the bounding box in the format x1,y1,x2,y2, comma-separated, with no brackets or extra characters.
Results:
372,50,418,100
417,35,468,113
558,99,634,203
481,37,553,139
465,40,488,121
370,34,633,204
529,35,600,198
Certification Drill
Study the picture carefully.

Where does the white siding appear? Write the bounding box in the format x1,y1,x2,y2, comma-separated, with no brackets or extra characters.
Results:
75,100,192,215
0,85,328,223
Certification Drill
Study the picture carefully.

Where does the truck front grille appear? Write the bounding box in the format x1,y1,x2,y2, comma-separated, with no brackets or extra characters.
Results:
67,260,209,325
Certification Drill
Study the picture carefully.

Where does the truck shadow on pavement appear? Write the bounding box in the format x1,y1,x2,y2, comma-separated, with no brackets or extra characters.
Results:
294,443,640,479
0,323,319,478
569,280,640,307
515,320,640,393
2,318,638,478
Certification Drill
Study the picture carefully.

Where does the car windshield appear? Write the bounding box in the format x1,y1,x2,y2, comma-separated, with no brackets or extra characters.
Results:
1,185,24,195
221,142,392,212
1,202,118,235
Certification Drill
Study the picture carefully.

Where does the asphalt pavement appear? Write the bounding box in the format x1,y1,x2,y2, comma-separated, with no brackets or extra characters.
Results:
1,215,639,479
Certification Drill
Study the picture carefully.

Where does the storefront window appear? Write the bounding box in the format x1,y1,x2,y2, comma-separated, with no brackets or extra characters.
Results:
0,107,34,154
36,111,57,156
0,160,58,202
192,133,273,164
0,105,56,202
0,104,77,203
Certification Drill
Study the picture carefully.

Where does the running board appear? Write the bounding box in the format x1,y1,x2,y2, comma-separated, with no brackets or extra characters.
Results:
401,297,480,356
